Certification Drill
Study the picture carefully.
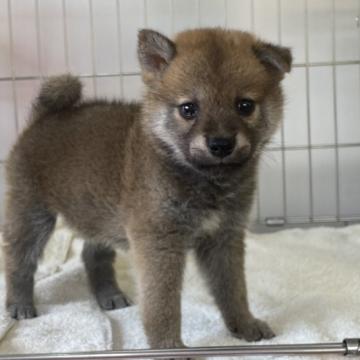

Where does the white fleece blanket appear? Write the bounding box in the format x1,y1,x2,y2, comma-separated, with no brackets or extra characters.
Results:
0,223,359,359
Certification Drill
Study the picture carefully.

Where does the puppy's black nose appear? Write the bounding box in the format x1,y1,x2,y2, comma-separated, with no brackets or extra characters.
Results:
207,137,235,158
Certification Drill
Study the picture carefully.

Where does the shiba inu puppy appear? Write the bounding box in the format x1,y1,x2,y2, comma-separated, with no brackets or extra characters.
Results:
3,28,291,352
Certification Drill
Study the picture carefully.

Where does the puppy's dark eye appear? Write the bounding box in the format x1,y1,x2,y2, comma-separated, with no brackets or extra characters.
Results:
178,102,198,120
235,98,255,116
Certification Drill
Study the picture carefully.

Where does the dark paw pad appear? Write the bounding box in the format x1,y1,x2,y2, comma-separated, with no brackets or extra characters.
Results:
97,291,130,311
8,304,37,320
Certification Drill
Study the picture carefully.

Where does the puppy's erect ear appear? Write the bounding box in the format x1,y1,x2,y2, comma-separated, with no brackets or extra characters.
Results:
138,29,176,80
253,42,292,77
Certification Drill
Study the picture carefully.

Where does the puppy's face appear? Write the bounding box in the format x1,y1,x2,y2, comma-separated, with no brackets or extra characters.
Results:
138,29,292,174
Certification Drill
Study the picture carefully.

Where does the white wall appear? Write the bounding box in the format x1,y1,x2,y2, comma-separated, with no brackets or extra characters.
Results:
0,0,359,226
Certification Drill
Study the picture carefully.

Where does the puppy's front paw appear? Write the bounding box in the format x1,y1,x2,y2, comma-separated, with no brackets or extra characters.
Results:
96,289,130,310
231,318,275,342
7,303,37,320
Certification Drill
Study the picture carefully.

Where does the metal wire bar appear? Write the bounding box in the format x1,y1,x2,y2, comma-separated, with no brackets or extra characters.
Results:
197,0,201,27
224,0,228,28
304,0,314,223
7,0,19,135
0,60,359,83
262,214,360,226
0,339,358,359
143,0,148,30
265,142,360,151
249,0,261,224
331,0,341,222
61,0,70,71
250,0,255,31
88,0,97,95
115,0,124,98
0,72,140,82
34,0,43,80
170,0,174,35
292,59,360,67
277,0,288,225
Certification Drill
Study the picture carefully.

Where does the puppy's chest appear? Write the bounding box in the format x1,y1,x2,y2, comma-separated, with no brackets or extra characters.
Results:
195,209,223,235
183,207,236,248
167,188,242,244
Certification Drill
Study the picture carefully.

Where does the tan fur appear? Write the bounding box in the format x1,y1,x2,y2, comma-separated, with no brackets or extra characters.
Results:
3,28,291,355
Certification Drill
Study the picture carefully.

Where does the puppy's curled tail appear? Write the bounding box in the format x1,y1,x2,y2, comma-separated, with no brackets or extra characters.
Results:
35,74,82,113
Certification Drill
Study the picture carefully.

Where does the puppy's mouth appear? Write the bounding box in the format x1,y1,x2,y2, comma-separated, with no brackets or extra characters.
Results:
188,152,253,171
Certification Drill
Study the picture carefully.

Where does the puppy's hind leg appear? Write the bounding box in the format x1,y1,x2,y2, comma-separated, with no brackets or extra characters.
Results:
4,198,56,319
82,242,130,310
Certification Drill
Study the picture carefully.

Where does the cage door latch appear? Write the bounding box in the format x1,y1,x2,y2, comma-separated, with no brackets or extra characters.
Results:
265,217,286,227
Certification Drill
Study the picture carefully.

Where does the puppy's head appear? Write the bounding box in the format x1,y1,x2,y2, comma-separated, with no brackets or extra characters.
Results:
138,28,292,174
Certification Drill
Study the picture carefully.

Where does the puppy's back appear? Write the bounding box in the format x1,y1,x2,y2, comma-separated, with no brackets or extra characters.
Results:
7,75,141,216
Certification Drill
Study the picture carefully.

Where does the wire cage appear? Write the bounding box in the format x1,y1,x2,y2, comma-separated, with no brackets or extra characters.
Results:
0,0,360,359
0,0,359,230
